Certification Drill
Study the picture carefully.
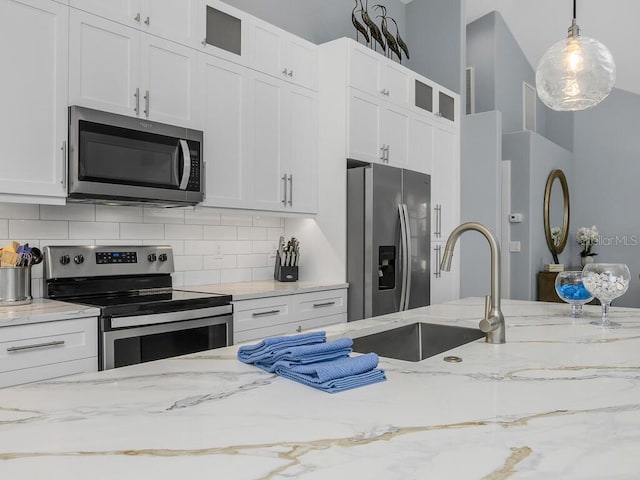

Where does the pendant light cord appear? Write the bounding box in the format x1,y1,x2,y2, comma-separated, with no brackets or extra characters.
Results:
573,0,577,20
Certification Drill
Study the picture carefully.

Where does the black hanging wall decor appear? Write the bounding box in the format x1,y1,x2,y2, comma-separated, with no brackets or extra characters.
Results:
351,1,409,63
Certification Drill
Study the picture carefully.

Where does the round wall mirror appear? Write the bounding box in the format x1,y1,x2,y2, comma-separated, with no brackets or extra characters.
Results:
543,169,570,263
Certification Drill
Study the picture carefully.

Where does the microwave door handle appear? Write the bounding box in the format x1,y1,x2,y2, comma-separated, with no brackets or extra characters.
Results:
178,139,190,190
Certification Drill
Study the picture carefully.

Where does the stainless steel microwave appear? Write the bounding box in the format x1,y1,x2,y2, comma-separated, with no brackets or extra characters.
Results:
68,106,204,207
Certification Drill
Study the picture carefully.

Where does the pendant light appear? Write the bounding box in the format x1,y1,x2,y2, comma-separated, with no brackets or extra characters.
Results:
535,0,616,111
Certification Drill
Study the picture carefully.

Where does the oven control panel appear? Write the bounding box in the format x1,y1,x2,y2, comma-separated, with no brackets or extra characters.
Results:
96,251,137,264
43,245,174,279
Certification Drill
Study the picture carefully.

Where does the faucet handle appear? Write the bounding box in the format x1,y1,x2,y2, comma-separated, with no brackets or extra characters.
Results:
479,295,497,333
483,294,491,319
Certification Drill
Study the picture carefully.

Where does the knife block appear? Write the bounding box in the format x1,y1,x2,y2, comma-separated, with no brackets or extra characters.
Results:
274,254,298,282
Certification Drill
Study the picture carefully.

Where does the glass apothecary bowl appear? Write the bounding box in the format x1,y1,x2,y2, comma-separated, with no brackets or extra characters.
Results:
582,263,630,327
555,270,594,318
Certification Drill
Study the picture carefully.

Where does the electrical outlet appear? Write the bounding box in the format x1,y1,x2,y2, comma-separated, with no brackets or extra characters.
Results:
509,213,524,223
509,241,521,252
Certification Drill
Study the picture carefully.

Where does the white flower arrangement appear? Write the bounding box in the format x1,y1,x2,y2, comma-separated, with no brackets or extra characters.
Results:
576,225,599,257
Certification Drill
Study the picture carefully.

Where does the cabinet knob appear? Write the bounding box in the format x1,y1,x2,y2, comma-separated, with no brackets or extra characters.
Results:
144,16,150,26
202,38,207,46
282,68,288,76
134,13,141,22
288,69,293,77
296,326,302,333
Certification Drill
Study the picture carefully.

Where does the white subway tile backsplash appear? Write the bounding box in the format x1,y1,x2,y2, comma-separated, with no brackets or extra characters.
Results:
184,240,215,255
252,266,274,281
143,207,185,224
203,225,237,240
185,208,221,225
220,213,253,226
41,204,95,221
203,255,236,270
0,203,39,220
253,216,283,228
184,270,221,286
96,205,143,223
165,224,203,240
9,220,68,239
173,255,203,271
252,240,277,254
218,240,253,255
120,223,164,239
143,239,185,255
0,203,286,296
238,226,267,241
31,262,44,280
237,254,268,268
267,227,285,241
221,268,252,283
69,222,119,240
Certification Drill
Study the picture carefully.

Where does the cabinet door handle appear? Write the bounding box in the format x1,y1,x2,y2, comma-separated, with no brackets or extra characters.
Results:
385,145,390,162
61,141,67,188
296,326,302,333
7,340,65,352
438,204,443,238
282,68,288,76
134,88,140,115
202,38,207,46
434,245,441,278
252,309,281,317
144,90,150,117
144,16,150,26
313,301,336,308
134,12,141,22
380,145,386,160
288,174,293,206
288,69,293,77
282,174,287,206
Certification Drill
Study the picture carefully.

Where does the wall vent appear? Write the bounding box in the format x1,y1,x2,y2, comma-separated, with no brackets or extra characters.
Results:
523,82,536,131
465,67,475,115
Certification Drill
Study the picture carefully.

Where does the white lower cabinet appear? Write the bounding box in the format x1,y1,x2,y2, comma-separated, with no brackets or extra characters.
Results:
0,0,68,204
233,289,347,343
0,317,98,388
431,243,459,305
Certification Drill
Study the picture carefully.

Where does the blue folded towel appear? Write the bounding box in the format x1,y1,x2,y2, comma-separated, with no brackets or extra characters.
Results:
254,338,353,372
237,331,326,364
274,353,386,393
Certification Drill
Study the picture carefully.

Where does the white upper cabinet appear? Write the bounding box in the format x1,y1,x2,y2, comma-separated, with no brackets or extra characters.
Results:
69,0,199,48
431,124,459,242
0,0,68,204
69,10,139,116
201,55,248,208
69,9,201,129
200,0,249,65
408,114,434,175
349,42,409,107
412,76,458,126
250,17,317,90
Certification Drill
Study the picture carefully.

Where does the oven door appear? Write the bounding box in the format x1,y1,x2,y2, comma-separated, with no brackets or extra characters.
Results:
101,305,232,370
68,106,203,206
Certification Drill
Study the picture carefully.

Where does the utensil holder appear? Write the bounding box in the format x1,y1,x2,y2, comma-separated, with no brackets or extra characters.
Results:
0,266,32,306
274,253,298,282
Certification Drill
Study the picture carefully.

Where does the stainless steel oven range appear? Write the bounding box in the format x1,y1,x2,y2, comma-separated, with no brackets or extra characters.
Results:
44,245,232,370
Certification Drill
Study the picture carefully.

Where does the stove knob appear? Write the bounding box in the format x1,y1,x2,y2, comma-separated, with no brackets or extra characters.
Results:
74,254,84,265
158,253,168,262
148,253,157,262
59,255,70,265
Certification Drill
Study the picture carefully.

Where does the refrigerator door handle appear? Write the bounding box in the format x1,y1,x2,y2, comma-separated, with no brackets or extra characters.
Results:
402,204,412,309
398,203,409,311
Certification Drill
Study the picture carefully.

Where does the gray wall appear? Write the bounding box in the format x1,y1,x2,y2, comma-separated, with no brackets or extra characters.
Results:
503,131,573,300
466,11,573,152
572,88,640,307
460,111,502,297
223,0,407,45
406,0,464,93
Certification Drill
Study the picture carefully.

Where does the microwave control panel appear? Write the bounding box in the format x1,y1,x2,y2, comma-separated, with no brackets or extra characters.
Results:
187,142,201,192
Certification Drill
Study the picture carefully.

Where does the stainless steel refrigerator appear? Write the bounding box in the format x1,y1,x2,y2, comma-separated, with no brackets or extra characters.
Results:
347,163,430,321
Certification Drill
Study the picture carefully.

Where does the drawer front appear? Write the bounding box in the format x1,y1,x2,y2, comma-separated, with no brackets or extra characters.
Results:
293,289,347,322
234,313,346,344
0,317,98,374
0,357,98,389
233,296,292,333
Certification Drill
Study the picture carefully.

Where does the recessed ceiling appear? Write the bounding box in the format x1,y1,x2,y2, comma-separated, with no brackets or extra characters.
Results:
465,0,639,96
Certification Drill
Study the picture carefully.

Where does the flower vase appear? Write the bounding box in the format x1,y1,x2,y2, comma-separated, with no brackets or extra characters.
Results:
581,255,595,267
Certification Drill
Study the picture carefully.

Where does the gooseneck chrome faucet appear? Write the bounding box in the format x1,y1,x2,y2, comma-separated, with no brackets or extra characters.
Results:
440,222,506,344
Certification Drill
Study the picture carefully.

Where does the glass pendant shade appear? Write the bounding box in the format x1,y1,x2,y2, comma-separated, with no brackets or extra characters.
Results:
536,29,616,111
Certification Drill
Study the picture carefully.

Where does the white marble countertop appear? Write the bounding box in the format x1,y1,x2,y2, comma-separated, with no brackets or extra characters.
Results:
180,280,348,301
1,298,639,478
0,297,100,328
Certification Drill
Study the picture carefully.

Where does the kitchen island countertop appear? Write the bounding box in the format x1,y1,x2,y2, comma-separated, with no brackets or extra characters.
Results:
1,298,639,478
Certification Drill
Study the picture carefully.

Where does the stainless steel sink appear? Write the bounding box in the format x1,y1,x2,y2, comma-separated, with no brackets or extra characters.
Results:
352,322,484,362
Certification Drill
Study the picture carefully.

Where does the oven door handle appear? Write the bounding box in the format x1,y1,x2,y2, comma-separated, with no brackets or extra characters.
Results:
178,139,191,190
110,304,232,329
